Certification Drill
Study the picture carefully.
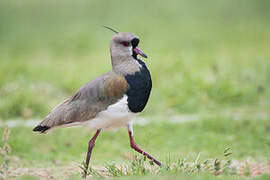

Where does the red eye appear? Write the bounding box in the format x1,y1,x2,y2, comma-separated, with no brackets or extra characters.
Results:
121,41,130,47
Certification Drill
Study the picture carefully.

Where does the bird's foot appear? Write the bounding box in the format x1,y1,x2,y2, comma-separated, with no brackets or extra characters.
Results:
79,161,88,178
80,161,104,179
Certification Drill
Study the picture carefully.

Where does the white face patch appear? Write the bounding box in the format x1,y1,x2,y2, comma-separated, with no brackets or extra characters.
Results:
128,46,133,56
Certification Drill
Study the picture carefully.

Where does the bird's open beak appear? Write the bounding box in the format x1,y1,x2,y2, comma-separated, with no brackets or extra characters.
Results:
133,47,148,58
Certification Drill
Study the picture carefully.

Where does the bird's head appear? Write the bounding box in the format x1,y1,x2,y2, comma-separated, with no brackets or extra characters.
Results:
103,26,148,74
110,32,147,60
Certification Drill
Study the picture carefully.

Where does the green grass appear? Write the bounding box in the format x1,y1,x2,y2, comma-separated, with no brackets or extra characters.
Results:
2,115,270,166
1,112,270,179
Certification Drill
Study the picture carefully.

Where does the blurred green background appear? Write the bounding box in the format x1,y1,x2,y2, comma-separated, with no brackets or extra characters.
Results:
1,0,270,119
0,0,270,119
1,0,270,179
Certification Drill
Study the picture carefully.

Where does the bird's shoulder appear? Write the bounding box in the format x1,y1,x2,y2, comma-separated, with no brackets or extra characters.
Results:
69,71,128,103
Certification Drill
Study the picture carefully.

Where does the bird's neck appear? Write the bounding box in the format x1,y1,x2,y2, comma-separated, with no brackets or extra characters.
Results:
110,45,141,75
111,57,142,76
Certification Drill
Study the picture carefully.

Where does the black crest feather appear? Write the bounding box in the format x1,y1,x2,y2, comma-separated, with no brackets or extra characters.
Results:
103,25,119,33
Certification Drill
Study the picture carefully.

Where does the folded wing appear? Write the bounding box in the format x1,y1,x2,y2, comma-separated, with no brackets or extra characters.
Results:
33,71,128,133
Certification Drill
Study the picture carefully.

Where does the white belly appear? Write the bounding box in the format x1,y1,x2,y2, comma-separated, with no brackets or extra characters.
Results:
83,95,137,130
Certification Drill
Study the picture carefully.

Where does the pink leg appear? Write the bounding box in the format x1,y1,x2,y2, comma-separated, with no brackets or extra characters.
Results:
84,129,101,175
127,124,162,166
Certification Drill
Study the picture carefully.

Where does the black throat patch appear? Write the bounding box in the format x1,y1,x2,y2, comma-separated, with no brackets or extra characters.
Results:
124,59,152,113
131,38,140,59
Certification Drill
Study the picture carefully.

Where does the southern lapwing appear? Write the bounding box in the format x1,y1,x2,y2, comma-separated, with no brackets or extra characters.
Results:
33,26,161,175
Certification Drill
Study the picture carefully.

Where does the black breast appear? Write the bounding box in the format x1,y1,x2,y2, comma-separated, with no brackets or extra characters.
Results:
124,59,152,113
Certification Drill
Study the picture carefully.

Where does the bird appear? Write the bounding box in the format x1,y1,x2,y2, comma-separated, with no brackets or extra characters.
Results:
33,26,161,175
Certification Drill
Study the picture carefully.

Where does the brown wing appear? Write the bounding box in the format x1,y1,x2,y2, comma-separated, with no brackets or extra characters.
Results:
33,71,128,133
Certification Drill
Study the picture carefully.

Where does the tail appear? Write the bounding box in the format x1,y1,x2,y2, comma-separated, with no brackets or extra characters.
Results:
33,98,71,133
33,125,50,133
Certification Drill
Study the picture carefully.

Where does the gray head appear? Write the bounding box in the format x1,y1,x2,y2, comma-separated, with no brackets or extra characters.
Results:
109,32,147,70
